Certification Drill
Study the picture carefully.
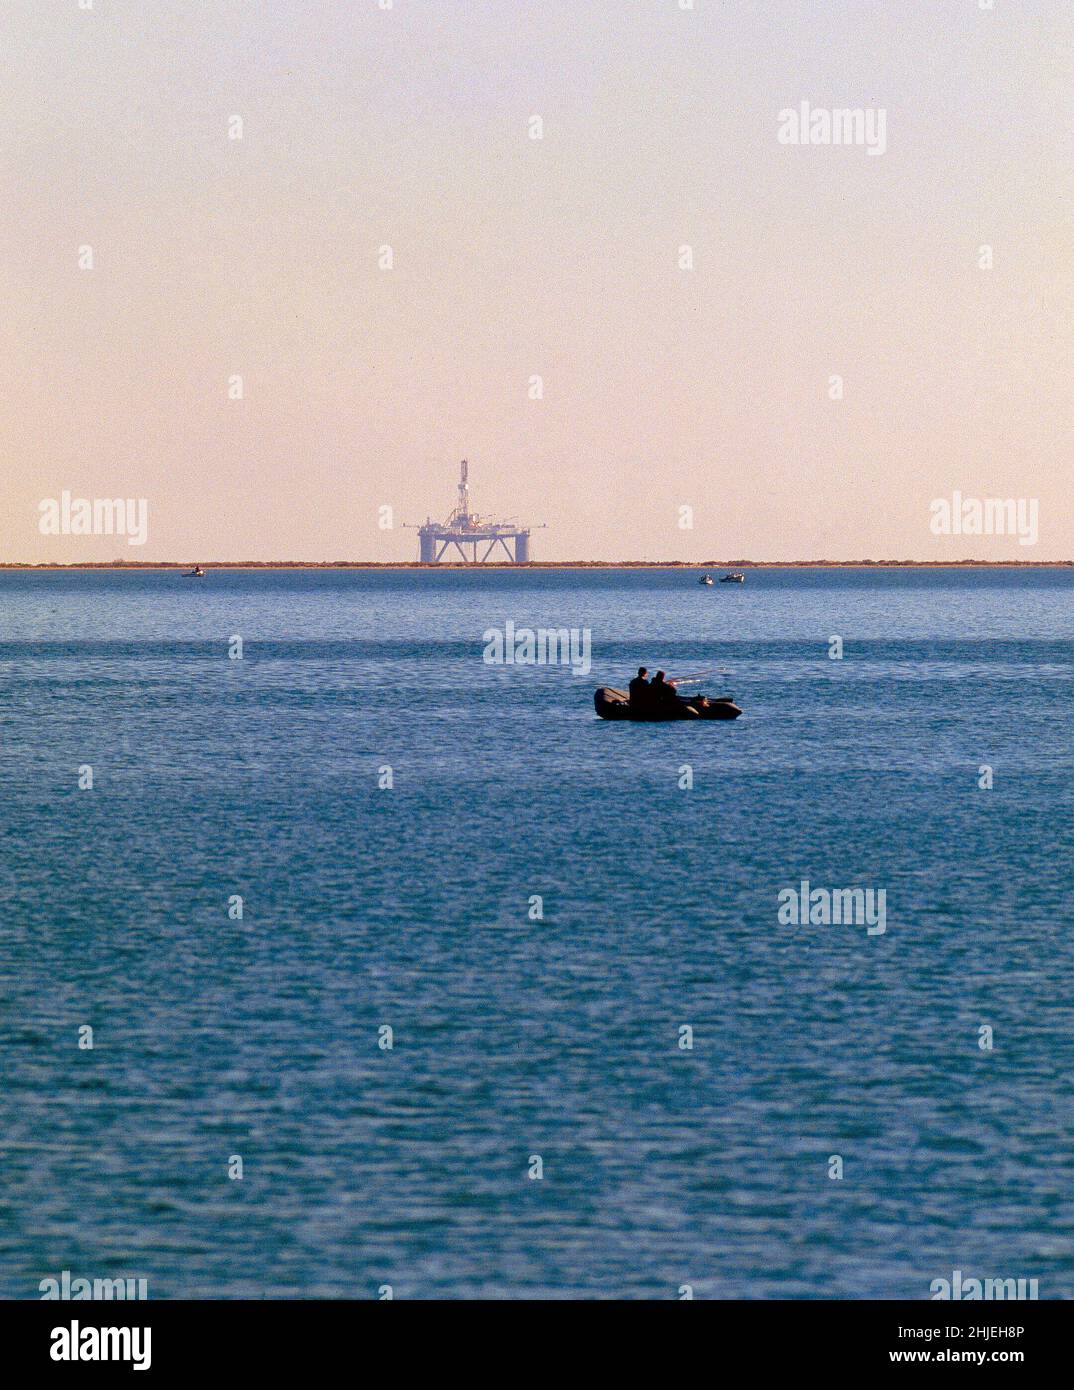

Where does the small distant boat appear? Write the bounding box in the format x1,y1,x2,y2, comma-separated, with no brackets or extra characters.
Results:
699,574,714,586
183,565,206,578
720,572,744,584
594,688,742,721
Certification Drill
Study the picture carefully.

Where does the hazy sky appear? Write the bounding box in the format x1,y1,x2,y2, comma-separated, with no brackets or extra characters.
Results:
3,0,1071,561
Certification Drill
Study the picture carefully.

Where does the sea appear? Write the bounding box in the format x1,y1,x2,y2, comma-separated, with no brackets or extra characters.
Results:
1,566,1072,1299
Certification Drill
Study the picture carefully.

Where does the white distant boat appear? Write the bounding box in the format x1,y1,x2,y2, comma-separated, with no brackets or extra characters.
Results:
183,565,206,578
699,574,714,586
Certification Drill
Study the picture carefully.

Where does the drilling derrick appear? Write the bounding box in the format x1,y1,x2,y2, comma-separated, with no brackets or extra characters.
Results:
412,460,539,563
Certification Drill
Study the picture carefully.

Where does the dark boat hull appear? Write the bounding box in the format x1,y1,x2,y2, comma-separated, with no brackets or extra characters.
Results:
594,688,742,721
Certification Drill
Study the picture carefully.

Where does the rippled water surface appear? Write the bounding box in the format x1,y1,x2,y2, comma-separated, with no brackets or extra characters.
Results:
2,567,1073,1298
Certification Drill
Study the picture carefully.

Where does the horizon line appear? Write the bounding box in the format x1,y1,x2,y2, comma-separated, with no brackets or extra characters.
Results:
2,560,1073,572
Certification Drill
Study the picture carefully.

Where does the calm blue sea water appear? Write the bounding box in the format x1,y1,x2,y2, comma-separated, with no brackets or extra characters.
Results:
2,567,1073,1299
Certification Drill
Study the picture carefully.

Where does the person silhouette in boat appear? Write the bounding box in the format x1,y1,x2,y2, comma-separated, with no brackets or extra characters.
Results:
650,671,679,707
652,671,699,716
628,667,650,707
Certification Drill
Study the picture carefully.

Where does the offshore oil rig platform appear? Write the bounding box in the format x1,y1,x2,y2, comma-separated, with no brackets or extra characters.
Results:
411,460,539,563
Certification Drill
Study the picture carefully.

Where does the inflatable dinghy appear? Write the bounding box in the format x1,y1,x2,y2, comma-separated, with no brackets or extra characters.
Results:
594,688,742,721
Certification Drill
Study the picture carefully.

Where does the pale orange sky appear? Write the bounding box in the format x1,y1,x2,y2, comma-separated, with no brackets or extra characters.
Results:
2,0,1072,562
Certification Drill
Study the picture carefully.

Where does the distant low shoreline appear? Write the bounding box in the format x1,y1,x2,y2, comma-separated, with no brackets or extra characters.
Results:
1,560,1071,571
